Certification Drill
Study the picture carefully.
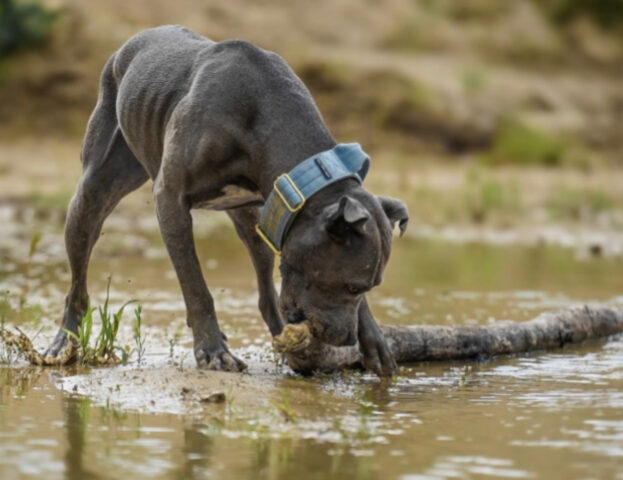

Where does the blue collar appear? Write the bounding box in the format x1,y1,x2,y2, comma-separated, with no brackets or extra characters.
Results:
256,143,370,254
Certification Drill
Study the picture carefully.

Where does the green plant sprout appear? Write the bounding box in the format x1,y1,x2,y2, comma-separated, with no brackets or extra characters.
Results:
133,305,146,365
64,277,138,366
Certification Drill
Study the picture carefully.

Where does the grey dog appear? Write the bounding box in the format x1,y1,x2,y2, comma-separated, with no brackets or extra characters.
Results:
45,25,409,377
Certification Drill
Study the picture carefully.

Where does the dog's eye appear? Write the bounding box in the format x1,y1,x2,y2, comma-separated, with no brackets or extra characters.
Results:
346,285,362,295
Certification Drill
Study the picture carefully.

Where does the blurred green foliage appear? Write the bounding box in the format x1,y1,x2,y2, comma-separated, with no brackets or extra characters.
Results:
543,0,623,28
485,120,567,167
0,0,57,57
463,168,521,223
547,186,615,220
461,69,486,93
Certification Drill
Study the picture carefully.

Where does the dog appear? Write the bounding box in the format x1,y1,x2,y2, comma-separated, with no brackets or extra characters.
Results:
45,25,409,377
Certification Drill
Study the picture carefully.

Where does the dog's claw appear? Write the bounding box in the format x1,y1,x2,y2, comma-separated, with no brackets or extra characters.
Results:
195,343,247,372
359,328,397,377
208,351,247,372
362,346,397,377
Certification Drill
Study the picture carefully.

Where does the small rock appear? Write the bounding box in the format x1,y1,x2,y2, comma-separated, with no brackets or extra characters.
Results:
199,391,226,404
180,386,194,396
589,243,603,257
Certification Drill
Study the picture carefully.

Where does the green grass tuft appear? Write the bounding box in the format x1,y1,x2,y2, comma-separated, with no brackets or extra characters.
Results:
485,119,567,167
133,305,146,366
64,277,139,366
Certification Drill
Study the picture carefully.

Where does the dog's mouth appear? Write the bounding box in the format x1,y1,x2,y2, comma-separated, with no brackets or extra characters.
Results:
282,308,357,347
286,309,307,325
283,308,325,340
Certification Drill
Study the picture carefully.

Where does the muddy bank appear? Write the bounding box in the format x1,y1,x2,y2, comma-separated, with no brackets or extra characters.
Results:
57,352,291,415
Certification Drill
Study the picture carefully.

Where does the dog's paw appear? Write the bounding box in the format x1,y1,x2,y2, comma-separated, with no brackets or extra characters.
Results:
44,327,73,357
195,343,247,372
359,326,397,377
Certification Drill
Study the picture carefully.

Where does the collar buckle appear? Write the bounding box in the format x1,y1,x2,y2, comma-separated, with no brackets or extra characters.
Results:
255,224,281,255
274,173,306,213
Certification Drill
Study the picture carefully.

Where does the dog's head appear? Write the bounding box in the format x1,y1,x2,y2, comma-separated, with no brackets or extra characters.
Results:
279,184,408,346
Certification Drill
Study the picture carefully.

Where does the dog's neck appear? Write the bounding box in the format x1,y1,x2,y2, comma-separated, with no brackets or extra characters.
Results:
250,114,337,199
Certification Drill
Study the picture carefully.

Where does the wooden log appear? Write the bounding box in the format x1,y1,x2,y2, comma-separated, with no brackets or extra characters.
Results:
281,306,623,374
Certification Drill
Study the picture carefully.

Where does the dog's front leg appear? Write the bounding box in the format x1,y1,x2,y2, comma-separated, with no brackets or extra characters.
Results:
154,182,246,372
358,297,396,377
226,207,284,337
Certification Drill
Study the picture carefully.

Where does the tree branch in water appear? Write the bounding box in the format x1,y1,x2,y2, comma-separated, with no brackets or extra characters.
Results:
277,306,623,374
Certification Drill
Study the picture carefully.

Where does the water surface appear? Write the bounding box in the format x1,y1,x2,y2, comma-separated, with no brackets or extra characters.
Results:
1,213,622,480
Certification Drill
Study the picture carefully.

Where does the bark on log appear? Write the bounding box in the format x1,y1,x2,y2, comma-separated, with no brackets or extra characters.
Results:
282,306,623,374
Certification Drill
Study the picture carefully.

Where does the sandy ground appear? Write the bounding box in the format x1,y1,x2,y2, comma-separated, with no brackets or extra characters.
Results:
57,352,298,416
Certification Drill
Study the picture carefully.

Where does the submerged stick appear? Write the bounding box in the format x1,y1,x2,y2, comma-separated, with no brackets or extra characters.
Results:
279,306,623,373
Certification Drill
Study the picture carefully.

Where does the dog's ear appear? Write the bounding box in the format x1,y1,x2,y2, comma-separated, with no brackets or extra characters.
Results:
326,196,370,239
377,196,409,236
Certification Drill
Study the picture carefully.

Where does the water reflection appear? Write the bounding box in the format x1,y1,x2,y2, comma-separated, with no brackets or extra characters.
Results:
171,424,213,480
404,455,533,480
62,396,100,480
0,367,43,402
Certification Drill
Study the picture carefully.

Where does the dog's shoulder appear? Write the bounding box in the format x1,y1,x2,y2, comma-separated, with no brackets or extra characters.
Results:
209,39,287,77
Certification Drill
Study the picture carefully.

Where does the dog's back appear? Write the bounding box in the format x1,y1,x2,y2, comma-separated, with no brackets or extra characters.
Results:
111,26,220,165
104,25,324,173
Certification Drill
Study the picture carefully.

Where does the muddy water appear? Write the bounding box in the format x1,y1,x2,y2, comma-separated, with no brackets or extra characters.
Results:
1,209,623,480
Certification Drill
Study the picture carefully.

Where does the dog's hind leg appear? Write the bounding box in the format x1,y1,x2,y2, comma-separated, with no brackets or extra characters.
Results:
226,206,284,337
45,57,149,357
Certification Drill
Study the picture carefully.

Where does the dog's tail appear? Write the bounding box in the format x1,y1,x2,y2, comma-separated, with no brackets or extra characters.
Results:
80,53,121,169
